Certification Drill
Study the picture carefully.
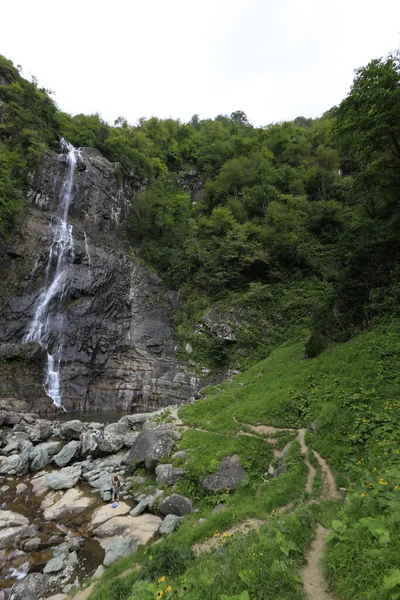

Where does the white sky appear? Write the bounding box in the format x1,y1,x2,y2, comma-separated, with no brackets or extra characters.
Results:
2,0,399,126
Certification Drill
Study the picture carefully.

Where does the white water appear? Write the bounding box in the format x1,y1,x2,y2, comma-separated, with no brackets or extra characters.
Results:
83,230,91,268
24,139,80,410
9,561,30,580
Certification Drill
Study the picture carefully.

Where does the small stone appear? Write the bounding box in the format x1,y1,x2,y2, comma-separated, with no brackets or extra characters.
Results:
159,514,181,534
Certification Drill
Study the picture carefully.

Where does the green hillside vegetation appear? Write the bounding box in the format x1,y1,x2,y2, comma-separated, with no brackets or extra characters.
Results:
89,319,400,600
1,52,399,366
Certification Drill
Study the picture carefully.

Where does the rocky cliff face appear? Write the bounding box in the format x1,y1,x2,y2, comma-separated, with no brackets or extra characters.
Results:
0,147,198,414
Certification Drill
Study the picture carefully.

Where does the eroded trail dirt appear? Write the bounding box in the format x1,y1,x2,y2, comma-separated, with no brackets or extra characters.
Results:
170,409,341,599
300,524,340,600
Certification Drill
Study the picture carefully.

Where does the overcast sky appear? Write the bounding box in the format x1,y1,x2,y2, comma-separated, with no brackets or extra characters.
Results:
2,0,399,126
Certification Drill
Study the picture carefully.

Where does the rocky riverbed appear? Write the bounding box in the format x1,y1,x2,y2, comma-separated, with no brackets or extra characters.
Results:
0,408,193,600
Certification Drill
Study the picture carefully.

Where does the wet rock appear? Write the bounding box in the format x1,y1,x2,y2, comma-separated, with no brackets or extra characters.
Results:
159,494,193,517
46,464,82,490
53,440,80,467
97,422,131,455
42,488,94,520
27,419,53,443
87,472,112,499
202,454,246,492
16,483,27,495
155,464,186,485
44,548,68,573
0,510,29,529
103,537,138,566
29,445,50,471
123,425,177,472
3,412,21,427
17,441,33,475
23,537,41,551
159,514,181,534
60,420,83,441
9,572,48,600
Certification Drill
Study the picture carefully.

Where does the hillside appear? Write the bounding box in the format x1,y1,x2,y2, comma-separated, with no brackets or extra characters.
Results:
88,319,400,600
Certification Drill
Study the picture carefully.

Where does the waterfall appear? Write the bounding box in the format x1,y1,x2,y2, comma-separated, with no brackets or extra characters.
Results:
83,230,92,268
24,139,80,410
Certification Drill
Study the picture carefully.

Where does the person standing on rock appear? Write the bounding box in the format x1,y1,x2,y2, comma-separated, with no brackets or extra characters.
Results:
111,475,120,505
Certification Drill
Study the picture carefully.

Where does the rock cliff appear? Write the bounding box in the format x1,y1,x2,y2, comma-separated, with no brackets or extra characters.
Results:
0,147,198,414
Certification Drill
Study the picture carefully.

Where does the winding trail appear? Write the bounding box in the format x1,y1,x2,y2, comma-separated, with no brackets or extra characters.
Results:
178,413,341,600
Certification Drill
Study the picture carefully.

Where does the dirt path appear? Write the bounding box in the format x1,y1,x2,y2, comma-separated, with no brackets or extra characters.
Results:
166,408,341,599
300,524,340,600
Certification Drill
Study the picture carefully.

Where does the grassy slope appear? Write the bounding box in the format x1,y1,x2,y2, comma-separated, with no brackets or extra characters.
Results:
91,319,400,600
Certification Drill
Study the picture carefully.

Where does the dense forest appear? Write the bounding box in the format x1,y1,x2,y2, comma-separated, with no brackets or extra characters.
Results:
1,51,399,371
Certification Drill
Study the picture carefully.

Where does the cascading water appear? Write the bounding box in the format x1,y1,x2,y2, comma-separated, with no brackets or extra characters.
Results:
24,139,80,410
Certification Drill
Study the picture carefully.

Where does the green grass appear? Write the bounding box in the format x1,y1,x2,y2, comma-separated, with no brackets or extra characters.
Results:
90,319,400,600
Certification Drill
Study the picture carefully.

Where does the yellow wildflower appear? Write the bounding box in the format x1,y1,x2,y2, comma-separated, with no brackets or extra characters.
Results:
166,586,172,593
157,592,163,599
158,576,166,583
221,537,226,543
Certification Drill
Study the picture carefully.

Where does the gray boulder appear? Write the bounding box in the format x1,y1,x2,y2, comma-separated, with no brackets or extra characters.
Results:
18,441,33,475
80,431,99,458
129,496,152,517
27,419,53,443
23,537,41,551
97,422,131,454
2,440,20,455
159,494,193,516
36,440,64,456
46,464,82,490
29,446,50,471
119,413,153,429
44,547,68,573
202,455,246,492
103,537,138,566
159,514,181,534
123,425,177,472
9,573,48,600
0,454,20,475
155,464,186,485
123,431,140,447
60,420,84,440
53,441,80,467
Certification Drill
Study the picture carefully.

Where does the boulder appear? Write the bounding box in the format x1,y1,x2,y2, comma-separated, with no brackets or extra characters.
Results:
159,514,181,535
29,446,50,471
9,573,48,600
123,425,177,472
119,413,153,429
2,412,21,427
94,514,162,545
202,455,246,492
2,441,20,455
123,431,140,447
171,450,188,460
80,431,99,458
103,537,138,566
159,494,193,516
17,441,33,475
16,483,27,495
23,537,41,551
92,564,105,579
0,510,29,529
155,464,186,485
36,440,64,456
60,420,84,440
87,472,112,497
44,548,68,573
46,464,82,490
0,454,20,475
42,488,94,520
53,440,80,467
89,502,131,527
27,419,53,443
97,422,131,455
129,496,152,517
